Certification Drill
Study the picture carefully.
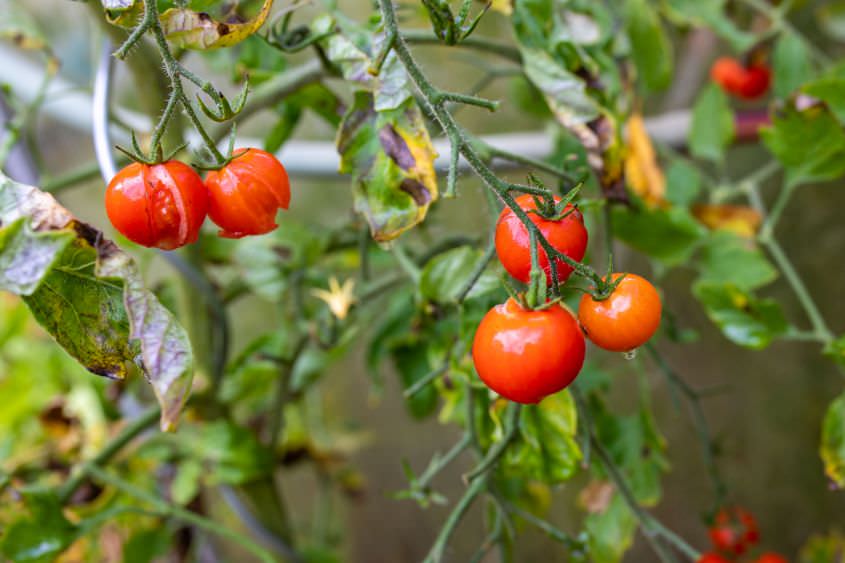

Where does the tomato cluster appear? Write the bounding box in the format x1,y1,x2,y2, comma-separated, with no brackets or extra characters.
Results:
472,194,662,404
105,148,291,250
697,506,789,563
710,57,771,100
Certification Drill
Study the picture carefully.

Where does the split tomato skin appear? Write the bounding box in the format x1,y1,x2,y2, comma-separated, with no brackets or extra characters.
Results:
105,160,208,250
578,273,662,352
205,148,291,239
495,194,588,285
472,298,586,404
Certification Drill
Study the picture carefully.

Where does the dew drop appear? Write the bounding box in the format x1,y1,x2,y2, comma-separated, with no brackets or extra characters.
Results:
622,349,637,361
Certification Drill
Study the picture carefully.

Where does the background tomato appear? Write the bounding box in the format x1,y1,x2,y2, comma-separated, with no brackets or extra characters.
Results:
738,66,771,99
754,553,789,563
494,194,588,285
708,506,760,556
105,160,207,250
472,298,585,403
205,148,291,238
711,57,746,94
578,273,662,352
697,553,733,563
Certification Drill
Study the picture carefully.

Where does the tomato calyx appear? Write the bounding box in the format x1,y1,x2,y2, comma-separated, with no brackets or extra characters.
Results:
525,177,583,221
195,83,249,123
192,126,242,171
114,132,188,166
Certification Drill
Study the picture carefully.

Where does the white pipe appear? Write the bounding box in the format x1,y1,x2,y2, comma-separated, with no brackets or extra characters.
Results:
0,44,691,178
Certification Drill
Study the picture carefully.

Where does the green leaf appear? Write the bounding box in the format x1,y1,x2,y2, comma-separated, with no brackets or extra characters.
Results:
505,392,582,484
693,282,789,349
419,246,498,304
823,335,845,367
689,83,734,163
799,530,845,563
171,459,203,505
391,342,440,419
803,77,845,124
665,159,702,207
696,231,777,291
0,489,77,563
773,32,814,98
123,527,173,563
821,392,845,487
611,202,706,265
337,92,439,241
584,494,637,563
0,175,193,430
760,104,845,186
183,421,273,485
624,0,673,91
662,0,755,52
521,48,600,127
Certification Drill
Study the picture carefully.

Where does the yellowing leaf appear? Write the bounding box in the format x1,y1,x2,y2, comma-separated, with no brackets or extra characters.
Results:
490,0,513,15
160,0,274,49
692,204,762,238
337,92,438,241
624,113,666,207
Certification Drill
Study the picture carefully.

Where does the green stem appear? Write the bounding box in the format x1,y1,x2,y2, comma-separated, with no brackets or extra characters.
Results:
87,465,277,563
464,403,521,481
415,433,472,491
59,406,160,504
455,237,496,303
423,474,489,563
503,501,581,551
403,30,522,63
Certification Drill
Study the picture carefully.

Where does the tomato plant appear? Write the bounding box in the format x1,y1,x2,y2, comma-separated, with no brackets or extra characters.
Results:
0,0,844,561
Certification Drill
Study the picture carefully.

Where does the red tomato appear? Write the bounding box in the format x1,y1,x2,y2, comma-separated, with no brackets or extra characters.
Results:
494,194,588,285
711,57,746,94
472,298,585,403
708,506,760,556
710,57,770,100
577,273,662,352
205,148,291,238
737,65,771,100
105,160,207,250
754,553,788,563
697,553,733,563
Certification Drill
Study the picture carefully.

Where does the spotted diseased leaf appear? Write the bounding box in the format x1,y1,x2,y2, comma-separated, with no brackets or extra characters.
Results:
0,175,193,431
314,15,411,112
821,392,845,488
584,493,637,563
693,282,789,349
337,92,438,241
104,0,273,49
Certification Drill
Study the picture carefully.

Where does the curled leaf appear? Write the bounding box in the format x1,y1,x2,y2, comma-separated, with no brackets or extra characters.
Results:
161,0,274,50
624,113,666,207
822,392,845,488
0,175,193,431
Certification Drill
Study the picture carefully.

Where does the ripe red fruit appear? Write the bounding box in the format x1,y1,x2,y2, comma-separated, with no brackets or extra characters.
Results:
711,57,746,94
708,506,760,556
710,57,771,100
494,194,588,285
204,148,291,238
577,273,662,352
754,553,789,563
697,553,733,563
738,65,771,99
472,298,585,404
105,160,208,250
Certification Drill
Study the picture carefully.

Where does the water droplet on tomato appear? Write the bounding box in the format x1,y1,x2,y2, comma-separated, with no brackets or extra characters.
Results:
622,349,637,360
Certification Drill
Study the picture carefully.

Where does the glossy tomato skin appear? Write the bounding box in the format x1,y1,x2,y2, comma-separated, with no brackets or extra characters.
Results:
711,57,746,94
697,553,733,563
472,298,585,403
708,506,760,556
738,65,771,99
578,273,662,352
495,194,588,285
205,148,291,238
754,553,788,563
105,160,208,250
